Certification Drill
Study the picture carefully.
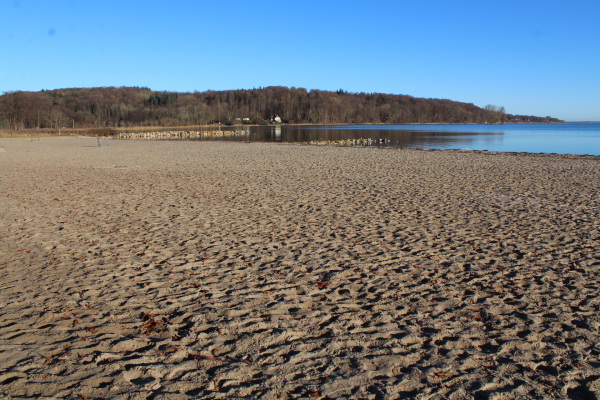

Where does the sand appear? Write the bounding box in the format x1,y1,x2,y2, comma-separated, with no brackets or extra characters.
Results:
1,137,599,400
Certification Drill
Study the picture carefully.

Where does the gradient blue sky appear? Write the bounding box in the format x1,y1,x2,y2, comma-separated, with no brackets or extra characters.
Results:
2,0,599,121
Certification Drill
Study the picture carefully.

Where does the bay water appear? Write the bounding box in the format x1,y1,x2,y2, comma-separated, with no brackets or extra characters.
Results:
194,123,600,155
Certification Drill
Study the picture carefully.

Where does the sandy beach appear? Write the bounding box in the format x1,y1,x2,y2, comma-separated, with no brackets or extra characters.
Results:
1,137,599,399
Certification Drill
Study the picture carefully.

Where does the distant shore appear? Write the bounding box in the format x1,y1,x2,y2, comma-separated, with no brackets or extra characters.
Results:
0,120,566,138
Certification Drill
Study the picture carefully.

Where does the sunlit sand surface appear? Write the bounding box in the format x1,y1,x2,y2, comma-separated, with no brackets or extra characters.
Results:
1,137,599,399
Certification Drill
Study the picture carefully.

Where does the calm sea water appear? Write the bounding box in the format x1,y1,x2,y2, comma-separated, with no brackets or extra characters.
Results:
196,123,600,155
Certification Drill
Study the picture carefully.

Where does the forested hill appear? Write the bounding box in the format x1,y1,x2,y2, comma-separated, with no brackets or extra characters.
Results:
506,114,564,123
0,86,549,129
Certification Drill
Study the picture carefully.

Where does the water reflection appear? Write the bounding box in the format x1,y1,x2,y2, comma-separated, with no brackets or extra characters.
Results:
185,123,600,155
250,126,502,149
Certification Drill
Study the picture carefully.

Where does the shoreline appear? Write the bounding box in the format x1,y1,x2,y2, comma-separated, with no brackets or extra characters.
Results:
117,137,600,159
1,138,599,399
0,120,568,138
3,134,599,159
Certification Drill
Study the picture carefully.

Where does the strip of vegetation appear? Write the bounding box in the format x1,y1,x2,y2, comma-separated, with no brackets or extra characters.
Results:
0,86,562,130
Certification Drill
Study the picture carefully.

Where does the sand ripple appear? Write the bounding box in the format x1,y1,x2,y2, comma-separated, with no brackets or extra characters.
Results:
1,138,599,399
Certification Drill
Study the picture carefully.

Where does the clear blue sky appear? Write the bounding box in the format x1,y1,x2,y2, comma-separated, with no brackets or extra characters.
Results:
2,0,599,121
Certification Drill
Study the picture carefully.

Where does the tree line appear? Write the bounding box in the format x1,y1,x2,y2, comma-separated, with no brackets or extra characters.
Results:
505,114,563,123
0,86,519,130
